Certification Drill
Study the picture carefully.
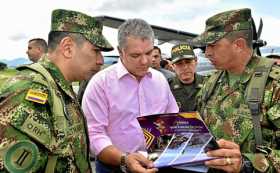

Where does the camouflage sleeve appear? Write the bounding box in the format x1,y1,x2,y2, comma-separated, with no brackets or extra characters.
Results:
195,72,215,113
0,73,52,172
243,76,280,173
195,85,204,111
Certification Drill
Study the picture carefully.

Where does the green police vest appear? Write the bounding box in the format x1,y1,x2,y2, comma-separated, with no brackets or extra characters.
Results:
17,63,91,173
169,74,204,112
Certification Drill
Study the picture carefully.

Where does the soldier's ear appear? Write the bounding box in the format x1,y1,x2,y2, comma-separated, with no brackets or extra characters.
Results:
60,36,74,59
233,38,247,53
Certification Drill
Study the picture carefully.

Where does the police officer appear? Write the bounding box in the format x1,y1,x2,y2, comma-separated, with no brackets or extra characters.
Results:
192,8,280,172
169,44,205,112
0,9,113,172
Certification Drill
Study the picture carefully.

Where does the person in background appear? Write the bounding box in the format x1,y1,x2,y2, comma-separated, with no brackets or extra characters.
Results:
0,9,113,172
266,54,280,65
169,44,205,112
151,46,175,81
26,38,48,62
82,18,178,173
160,59,174,72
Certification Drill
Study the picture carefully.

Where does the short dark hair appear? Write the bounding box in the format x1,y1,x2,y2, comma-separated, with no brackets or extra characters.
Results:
160,59,169,68
29,38,48,53
153,46,161,54
266,54,280,59
225,30,253,48
48,31,87,52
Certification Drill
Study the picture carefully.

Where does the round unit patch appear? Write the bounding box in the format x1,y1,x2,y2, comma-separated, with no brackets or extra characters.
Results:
4,140,39,173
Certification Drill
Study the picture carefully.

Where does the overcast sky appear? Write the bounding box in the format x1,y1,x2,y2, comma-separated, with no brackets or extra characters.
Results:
0,0,280,60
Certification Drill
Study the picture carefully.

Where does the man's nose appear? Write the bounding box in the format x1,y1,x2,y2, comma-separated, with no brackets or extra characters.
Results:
140,55,149,64
97,53,104,65
205,46,212,59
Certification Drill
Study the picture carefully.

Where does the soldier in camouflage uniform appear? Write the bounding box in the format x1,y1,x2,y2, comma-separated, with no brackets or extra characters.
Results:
169,44,205,112
26,38,48,63
0,9,113,172
191,8,280,172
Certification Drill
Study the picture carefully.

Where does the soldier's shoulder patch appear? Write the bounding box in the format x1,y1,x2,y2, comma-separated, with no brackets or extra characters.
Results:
4,140,39,173
21,114,51,146
25,89,48,104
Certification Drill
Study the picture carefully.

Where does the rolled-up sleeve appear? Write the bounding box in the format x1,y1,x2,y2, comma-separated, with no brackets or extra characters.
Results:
82,77,112,155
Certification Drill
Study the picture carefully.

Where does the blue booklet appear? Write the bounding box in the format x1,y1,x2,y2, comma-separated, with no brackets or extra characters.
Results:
137,112,219,172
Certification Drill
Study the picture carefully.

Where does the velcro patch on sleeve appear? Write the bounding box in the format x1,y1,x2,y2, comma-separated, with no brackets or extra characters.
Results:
25,89,48,104
4,140,39,173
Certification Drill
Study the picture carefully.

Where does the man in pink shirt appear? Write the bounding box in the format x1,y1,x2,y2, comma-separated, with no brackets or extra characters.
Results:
82,18,179,173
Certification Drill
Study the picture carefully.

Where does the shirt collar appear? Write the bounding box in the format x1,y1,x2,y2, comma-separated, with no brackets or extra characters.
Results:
116,59,152,80
239,55,260,84
223,55,260,84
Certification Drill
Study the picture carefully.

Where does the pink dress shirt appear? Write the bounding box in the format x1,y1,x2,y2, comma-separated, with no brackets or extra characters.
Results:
82,60,179,155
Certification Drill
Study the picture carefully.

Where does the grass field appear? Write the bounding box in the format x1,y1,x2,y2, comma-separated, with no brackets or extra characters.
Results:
0,68,17,86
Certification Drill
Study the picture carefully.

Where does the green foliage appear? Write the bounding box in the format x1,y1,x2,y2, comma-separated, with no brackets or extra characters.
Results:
0,68,17,86
0,62,7,70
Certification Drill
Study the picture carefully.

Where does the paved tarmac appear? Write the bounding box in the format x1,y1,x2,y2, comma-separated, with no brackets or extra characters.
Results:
91,161,96,172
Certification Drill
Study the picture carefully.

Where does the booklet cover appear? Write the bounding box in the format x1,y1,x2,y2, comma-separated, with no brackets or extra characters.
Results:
137,112,218,172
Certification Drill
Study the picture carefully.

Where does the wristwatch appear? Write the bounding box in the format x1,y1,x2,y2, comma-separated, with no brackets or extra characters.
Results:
120,153,128,173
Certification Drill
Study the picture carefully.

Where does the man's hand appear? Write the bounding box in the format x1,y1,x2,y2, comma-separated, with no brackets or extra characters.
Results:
126,153,158,173
205,139,242,173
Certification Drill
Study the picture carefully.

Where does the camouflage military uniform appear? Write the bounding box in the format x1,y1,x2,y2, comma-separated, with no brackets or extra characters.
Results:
0,56,92,173
191,8,280,172
169,74,205,112
0,7,115,172
197,56,280,172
